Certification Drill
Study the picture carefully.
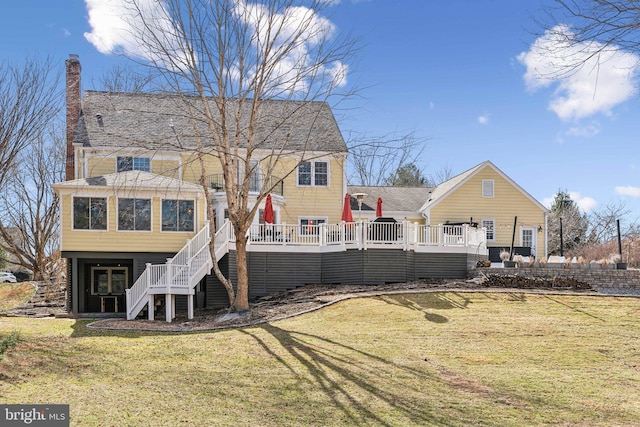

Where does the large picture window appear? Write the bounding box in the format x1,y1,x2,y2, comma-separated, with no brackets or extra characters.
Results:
117,156,150,172
73,197,107,230
162,199,194,232
298,161,328,186
118,198,151,231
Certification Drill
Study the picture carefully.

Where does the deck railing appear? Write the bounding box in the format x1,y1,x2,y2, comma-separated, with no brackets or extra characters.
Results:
126,222,212,320
205,174,284,196
240,221,486,250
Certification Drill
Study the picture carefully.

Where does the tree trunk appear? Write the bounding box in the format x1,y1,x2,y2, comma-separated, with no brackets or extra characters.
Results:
233,236,250,312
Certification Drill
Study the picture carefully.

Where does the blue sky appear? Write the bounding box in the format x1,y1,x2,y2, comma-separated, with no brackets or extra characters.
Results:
2,0,640,222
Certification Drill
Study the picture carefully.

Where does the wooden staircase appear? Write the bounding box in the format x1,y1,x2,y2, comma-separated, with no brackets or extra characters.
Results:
126,222,231,322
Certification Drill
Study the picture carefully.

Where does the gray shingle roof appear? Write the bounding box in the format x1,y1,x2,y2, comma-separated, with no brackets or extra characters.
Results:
74,91,347,153
347,185,433,213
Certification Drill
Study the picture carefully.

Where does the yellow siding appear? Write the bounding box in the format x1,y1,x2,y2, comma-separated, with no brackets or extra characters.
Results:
87,157,116,178
152,160,180,179
60,194,206,253
430,167,546,259
181,153,223,184
275,157,345,224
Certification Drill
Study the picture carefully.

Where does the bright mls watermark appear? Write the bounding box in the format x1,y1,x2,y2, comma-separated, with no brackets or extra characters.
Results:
1,405,69,426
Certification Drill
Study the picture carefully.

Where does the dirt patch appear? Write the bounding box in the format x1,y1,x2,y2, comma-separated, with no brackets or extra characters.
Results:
88,278,598,332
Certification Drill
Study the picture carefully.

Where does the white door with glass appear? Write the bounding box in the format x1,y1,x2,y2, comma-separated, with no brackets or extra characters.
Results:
520,227,537,258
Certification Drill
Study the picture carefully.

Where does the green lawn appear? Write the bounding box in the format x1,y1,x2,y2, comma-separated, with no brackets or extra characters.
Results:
1,292,639,426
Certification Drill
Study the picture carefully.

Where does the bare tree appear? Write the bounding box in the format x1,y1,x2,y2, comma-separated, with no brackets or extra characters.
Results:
0,127,65,281
90,64,157,92
429,163,453,186
587,200,639,243
531,0,640,88
115,0,357,312
347,132,425,186
0,56,61,188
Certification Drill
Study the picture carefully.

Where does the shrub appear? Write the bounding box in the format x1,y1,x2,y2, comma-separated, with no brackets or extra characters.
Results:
0,330,20,361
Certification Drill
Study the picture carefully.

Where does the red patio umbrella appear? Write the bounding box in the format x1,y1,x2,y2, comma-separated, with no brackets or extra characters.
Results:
376,197,383,217
341,193,353,222
263,194,275,224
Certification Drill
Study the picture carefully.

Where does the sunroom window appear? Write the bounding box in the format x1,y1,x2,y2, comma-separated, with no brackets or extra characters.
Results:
73,197,107,230
162,200,194,232
118,198,151,231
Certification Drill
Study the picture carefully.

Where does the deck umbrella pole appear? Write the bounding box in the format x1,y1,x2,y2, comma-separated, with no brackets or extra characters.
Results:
617,219,622,257
559,218,564,257
510,216,517,260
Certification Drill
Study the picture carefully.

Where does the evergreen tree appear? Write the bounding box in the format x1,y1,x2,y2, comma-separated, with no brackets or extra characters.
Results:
385,163,431,187
548,190,589,255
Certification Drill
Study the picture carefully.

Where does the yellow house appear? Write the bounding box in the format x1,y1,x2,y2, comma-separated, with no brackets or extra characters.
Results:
56,56,545,320
56,55,348,316
349,161,549,261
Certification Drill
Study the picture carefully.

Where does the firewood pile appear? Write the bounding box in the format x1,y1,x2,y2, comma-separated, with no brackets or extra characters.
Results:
480,274,592,291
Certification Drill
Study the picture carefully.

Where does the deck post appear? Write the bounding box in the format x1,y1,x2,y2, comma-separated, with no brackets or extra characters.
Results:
148,295,154,321
165,294,172,323
187,294,194,320
463,224,469,246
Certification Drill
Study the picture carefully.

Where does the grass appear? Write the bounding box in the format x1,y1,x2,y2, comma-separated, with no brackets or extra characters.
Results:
0,292,639,426
0,282,35,313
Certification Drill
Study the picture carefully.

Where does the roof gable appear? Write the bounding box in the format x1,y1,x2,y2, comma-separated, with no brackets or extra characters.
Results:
419,161,549,213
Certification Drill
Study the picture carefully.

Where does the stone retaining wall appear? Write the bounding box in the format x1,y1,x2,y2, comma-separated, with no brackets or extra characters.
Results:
471,267,640,291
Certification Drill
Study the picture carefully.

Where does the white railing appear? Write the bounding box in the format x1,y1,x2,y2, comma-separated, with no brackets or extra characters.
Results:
126,222,213,320
242,221,486,250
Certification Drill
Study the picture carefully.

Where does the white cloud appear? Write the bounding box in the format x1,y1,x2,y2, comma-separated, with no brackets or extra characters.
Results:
615,186,640,197
477,114,490,125
233,1,347,95
83,0,347,95
84,0,186,65
569,191,597,212
517,25,639,121
565,122,601,138
544,192,597,212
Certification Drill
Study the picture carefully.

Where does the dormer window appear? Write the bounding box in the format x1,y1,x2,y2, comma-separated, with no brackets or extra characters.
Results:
117,157,150,173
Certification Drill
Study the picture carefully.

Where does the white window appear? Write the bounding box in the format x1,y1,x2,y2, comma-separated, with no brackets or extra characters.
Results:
299,217,327,236
298,161,328,187
118,198,151,231
482,219,495,241
73,197,108,230
117,156,151,172
482,180,494,198
162,199,195,232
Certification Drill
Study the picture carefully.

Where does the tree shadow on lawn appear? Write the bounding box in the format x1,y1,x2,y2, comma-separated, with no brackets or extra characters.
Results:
243,323,458,426
376,292,474,323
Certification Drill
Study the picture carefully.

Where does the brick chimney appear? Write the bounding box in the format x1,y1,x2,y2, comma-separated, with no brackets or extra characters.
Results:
65,54,81,181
